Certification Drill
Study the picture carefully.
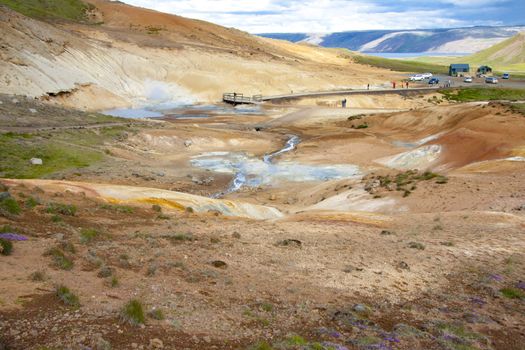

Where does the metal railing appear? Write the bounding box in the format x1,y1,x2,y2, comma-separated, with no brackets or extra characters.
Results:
223,93,263,104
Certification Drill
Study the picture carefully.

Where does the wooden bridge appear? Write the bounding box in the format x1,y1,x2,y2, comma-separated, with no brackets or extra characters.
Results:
223,87,443,105
222,93,263,105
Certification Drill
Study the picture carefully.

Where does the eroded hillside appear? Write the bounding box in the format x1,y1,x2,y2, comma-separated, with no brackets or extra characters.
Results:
0,0,396,110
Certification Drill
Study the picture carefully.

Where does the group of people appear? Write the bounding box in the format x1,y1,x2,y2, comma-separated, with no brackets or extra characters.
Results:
392,81,410,89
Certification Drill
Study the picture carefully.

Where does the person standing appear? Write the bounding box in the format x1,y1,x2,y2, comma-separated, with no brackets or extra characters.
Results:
367,84,370,90
342,98,347,108
406,81,409,89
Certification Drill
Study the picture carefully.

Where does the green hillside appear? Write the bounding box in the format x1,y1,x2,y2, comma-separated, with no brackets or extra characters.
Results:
468,32,525,67
412,33,525,73
0,0,93,21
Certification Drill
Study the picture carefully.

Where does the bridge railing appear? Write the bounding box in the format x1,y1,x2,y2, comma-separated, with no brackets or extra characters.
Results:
223,93,263,104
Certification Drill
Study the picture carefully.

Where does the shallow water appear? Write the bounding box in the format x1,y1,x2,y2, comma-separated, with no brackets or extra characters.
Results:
104,103,265,119
191,136,361,197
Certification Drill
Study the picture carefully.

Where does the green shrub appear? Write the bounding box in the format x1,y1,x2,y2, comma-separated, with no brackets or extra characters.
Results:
100,204,134,214
25,196,40,209
250,341,273,350
55,285,80,307
30,270,46,281
147,308,165,320
0,197,21,215
45,247,74,270
120,299,145,326
500,287,525,299
0,238,13,255
80,228,102,244
109,276,119,288
408,242,425,250
46,202,77,216
51,215,63,223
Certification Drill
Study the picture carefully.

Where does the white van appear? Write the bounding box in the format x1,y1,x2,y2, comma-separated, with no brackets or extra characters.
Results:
409,75,424,81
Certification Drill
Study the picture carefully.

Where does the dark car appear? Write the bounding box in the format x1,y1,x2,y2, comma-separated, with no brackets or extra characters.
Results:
428,78,440,85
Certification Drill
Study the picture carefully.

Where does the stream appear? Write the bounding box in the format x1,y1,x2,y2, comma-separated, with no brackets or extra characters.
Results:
217,135,301,197
190,135,361,198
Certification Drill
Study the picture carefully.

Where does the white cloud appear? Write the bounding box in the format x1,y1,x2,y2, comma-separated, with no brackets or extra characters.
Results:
116,0,498,33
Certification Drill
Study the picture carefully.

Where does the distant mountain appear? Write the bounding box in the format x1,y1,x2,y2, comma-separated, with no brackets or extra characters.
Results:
259,26,525,54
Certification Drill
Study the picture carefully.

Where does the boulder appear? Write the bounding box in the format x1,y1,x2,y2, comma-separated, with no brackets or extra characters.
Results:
30,158,43,165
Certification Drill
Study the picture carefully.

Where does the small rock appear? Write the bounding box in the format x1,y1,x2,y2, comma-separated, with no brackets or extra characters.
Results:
29,108,37,114
353,304,369,314
232,232,241,239
149,338,164,349
203,336,211,343
0,192,11,201
184,140,193,147
380,230,394,235
269,194,276,201
514,204,525,211
397,261,410,270
277,239,302,248
210,260,228,269
30,158,43,165
12,98,19,104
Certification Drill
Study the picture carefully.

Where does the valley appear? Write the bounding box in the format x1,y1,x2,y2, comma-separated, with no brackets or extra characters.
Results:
0,1,524,350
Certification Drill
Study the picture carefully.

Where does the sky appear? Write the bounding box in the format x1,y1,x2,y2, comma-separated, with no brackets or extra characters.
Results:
118,0,525,33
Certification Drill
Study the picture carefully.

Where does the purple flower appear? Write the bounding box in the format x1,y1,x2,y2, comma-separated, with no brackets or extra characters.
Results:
469,297,486,306
382,334,400,343
489,274,504,282
517,281,525,290
330,331,342,339
322,342,349,350
0,233,28,241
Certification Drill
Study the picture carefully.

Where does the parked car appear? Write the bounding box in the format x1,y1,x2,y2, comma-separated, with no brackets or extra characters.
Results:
409,75,424,81
421,73,433,79
485,77,498,84
502,73,510,79
428,78,440,85
464,76,473,83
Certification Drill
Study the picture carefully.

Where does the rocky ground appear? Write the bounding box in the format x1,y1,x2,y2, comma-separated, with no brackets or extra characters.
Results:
1,94,525,350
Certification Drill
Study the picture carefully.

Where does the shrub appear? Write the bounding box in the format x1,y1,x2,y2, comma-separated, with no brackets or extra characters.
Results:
164,233,194,243
97,266,113,278
25,196,40,209
152,204,162,212
100,204,134,214
0,238,13,256
500,287,525,299
55,285,80,307
46,202,77,216
51,215,63,223
109,276,119,288
147,308,165,320
80,228,102,244
250,341,273,350
0,197,21,215
408,242,425,250
30,270,46,281
45,247,74,270
120,299,145,326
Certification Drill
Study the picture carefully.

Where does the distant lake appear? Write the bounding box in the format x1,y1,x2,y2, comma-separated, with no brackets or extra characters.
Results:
363,52,469,59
